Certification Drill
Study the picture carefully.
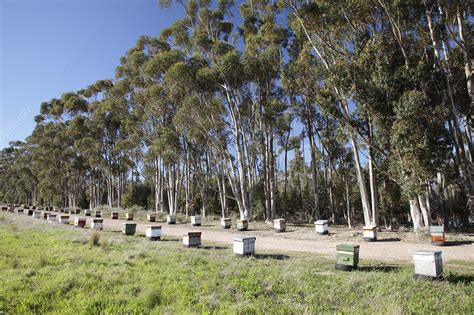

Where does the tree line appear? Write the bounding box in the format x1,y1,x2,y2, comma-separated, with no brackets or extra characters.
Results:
0,0,472,230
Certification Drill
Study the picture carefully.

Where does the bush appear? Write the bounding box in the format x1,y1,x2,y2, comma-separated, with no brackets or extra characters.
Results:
89,231,101,247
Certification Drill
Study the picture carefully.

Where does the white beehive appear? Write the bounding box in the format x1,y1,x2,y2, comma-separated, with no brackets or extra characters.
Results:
84,209,92,216
147,213,156,222
273,219,286,232
234,236,256,256
183,231,201,247
413,250,443,279
315,220,329,235
126,212,134,220
221,218,231,229
91,218,104,230
146,225,162,240
167,215,176,224
363,225,377,241
33,211,41,219
47,213,57,222
58,215,70,224
191,215,201,226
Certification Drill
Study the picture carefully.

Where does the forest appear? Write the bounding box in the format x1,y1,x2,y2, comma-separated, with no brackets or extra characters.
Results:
0,0,472,231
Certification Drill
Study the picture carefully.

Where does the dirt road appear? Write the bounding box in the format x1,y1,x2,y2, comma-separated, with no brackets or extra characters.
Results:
66,214,474,263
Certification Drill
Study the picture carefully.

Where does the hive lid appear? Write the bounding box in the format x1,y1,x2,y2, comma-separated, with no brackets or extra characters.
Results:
234,236,256,241
429,226,444,233
183,231,202,236
336,244,359,252
146,225,162,229
123,222,137,225
274,218,286,222
413,250,442,256
315,220,329,224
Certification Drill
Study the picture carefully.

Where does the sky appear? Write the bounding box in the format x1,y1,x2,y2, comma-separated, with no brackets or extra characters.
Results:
0,0,184,148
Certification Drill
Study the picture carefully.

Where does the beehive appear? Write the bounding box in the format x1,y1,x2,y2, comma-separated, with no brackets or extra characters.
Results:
42,212,49,220
221,218,231,229
58,215,70,224
16,208,24,215
315,220,329,235
167,215,176,224
122,222,137,235
74,208,81,215
94,210,102,218
335,244,360,271
33,211,41,219
147,213,156,222
64,208,70,214
413,250,443,279
273,219,286,232
363,225,377,241
7,207,14,213
234,236,256,256
47,213,57,222
84,209,92,216
74,217,86,228
146,225,162,240
126,212,134,220
237,219,248,231
26,209,34,216
1,206,7,212
191,215,201,226
111,212,119,219
182,231,202,247
91,218,104,230
430,226,445,246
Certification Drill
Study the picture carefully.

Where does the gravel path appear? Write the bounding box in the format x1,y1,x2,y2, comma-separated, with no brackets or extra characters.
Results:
67,214,474,263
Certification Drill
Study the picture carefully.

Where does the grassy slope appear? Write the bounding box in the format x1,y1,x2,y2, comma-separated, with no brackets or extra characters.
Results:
0,214,473,314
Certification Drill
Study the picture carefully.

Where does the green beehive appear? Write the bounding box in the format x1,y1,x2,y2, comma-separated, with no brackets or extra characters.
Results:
335,244,360,271
122,222,137,236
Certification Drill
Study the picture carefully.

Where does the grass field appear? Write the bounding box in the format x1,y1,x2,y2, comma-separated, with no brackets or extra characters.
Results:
1,214,473,314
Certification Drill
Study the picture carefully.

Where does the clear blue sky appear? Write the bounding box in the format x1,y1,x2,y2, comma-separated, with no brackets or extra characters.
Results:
0,0,184,148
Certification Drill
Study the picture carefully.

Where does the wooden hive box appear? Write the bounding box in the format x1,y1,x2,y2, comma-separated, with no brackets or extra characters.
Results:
363,225,377,241
47,213,57,222
122,222,137,235
84,209,92,216
111,212,119,219
58,215,70,224
167,215,176,224
91,218,104,230
413,250,443,279
191,215,201,226
233,236,256,256
237,219,248,231
183,231,202,247
147,213,156,222
74,217,86,228
335,244,360,271
221,218,231,229
273,219,286,232
94,210,102,218
315,220,329,235
126,212,134,220
429,226,445,246
146,225,162,241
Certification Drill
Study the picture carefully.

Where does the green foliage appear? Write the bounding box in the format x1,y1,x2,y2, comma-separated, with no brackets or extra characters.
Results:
0,218,473,313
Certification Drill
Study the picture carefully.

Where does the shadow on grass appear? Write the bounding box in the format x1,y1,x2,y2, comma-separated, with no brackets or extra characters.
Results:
358,264,402,272
376,238,401,242
253,253,290,260
445,274,474,284
443,241,473,246
202,246,228,250
160,238,179,242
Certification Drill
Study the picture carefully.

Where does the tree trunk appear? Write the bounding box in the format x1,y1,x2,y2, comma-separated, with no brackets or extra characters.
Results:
409,197,423,232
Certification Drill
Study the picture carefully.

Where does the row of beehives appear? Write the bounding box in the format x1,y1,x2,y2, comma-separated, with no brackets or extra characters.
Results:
1,205,449,246
4,206,445,279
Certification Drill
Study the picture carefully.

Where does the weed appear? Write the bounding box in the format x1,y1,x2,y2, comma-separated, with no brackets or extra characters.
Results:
89,231,101,247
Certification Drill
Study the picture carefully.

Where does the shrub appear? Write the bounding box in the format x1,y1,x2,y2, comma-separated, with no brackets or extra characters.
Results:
89,231,101,247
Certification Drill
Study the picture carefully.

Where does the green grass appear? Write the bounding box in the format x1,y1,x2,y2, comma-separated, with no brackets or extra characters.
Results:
0,215,473,314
